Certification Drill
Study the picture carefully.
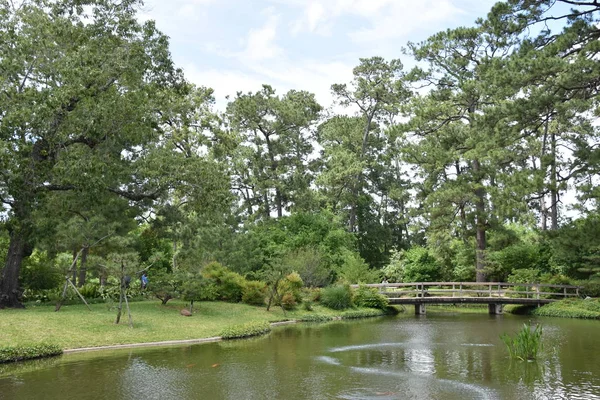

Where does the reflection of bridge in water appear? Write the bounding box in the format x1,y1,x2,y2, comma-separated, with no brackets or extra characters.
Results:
350,282,582,315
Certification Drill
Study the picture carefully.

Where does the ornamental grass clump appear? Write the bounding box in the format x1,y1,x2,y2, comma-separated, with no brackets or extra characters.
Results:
501,323,543,361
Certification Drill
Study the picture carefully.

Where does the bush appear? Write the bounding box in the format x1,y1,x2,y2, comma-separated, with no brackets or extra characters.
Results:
242,281,267,306
580,281,600,298
341,309,387,319
202,262,246,302
0,343,63,364
337,253,380,284
280,292,297,310
320,284,353,310
19,251,63,291
298,314,334,322
78,283,100,299
353,285,389,310
282,247,332,287
220,322,271,340
400,246,442,282
533,298,600,319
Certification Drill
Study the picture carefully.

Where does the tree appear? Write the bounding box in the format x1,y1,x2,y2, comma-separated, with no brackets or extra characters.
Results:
0,0,184,307
401,26,524,281
330,57,410,234
226,85,322,219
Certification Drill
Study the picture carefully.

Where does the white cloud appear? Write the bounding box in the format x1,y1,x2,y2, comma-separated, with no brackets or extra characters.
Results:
242,10,283,61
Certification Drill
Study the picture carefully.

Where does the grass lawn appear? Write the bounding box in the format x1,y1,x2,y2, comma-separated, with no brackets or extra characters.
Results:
0,300,383,350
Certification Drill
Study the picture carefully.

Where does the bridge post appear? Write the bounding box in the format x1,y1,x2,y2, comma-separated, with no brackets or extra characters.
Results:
488,303,503,315
415,303,426,315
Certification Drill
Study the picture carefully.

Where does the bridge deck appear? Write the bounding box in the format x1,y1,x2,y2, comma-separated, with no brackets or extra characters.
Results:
386,297,554,305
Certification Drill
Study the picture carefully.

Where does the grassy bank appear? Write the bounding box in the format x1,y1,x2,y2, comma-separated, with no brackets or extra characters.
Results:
0,300,391,350
532,298,600,319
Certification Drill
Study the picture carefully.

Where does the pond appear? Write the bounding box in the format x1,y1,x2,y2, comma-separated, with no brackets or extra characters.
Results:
1,312,599,399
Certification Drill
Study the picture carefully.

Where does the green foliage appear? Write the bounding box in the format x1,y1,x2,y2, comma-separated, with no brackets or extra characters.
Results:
298,314,334,322
0,344,63,364
337,252,379,284
78,283,100,299
320,285,353,310
396,246,441,282
19,251,63,291
282,247,332,288
501,323,543,361
202,262,246,302
181,273,219,305
353,285,389,310
549,215,600,279
148,271,184,305
580,281,600,298
507,269,540,293
533,298,600,319
242,281,267,306
220,322,271,340
280,292,297,310
341,309,388,319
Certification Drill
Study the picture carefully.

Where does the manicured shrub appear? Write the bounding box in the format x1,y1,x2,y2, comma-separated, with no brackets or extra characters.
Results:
220,322,271,340
0,343,63,364
320,284,353,310
353,285,389,310
341,309,387,319
242,281,267,306
298,314,334,322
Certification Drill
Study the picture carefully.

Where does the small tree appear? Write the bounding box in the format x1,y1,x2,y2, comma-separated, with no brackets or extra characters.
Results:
149,271,183,306
181,273,218,313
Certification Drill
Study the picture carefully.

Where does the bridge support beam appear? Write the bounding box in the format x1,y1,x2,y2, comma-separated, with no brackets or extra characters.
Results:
488,303,503,315
415,303,426,315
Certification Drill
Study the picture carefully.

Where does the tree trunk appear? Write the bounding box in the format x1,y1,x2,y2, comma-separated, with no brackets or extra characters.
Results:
77,247,89,287
71,249,78,286
0,230,32,308
550,129,558,230
473,159,487,282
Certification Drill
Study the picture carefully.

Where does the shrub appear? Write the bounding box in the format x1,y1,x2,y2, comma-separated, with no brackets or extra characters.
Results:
282,247,332,288
242,281,267,306
341,309,387,319
320,284,353,310
19,251,63,291
0,343,63,364
202,262,246,302
580,281,600,298
298,314,334,322
353,285,389,310
220,322,271,340
500,323,543,361
400,246,442,282
280,292,297,310
533,298,600,319
302,299,314,311
78,283,100,299
337,252,380,284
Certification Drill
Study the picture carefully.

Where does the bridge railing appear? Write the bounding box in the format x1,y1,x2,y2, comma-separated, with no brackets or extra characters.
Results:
349,282,581,300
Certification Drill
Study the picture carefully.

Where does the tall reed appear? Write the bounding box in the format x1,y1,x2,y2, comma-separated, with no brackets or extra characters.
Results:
501,322,543,361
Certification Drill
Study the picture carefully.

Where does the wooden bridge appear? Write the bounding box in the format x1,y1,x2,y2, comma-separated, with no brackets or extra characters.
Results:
350,282,581,315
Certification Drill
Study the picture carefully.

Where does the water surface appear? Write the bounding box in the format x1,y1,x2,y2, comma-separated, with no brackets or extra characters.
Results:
1,312,599,399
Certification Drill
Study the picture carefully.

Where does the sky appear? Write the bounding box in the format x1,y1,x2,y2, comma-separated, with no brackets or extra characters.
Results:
139,0,497,110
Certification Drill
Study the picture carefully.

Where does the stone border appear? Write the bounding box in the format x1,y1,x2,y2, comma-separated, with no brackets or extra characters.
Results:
62,313,386,354
63,320,301,354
